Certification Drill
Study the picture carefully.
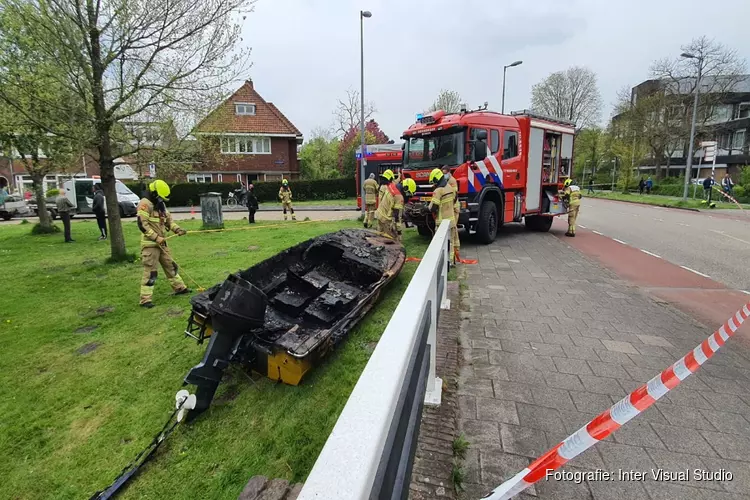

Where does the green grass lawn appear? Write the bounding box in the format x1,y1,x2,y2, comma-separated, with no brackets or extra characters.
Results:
0,218,430,499
586,190,750,210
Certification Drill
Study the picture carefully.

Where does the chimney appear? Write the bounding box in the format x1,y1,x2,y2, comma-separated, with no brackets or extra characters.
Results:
246,78,253,89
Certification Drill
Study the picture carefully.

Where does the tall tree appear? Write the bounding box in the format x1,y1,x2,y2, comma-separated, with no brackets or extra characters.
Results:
428,89,463,113
0,5,87,231
0,0,253,260
337,120,389,176
333,88,376,137
572,127,606,181
299,133,339,180
650,36,746,172
531,66,602,128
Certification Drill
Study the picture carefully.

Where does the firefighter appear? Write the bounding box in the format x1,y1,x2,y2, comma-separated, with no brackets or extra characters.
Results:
393,178,417,241
442,165,459,225
362,173,379,228
137,180,190,308
560,178,582,237
375,169,400,238
428,168,459,263
278,179,296,220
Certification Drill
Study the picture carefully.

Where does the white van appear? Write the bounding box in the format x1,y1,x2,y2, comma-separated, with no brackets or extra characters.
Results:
63,178,141,217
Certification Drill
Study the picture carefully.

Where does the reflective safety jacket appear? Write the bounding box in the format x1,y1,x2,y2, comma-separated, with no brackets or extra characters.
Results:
279,187,293,203
363,178,379,205
446,174,459,210
137,198,182,248
562,185,582,207
376,182,400,223
429,183,456,224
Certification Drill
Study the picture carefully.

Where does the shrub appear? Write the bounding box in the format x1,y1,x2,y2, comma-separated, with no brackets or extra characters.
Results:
46,188,60,197
31,223,60,235
732,185,747,202
125,178,357,207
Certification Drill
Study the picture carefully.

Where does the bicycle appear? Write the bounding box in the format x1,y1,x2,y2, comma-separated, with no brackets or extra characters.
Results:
225,189,246,208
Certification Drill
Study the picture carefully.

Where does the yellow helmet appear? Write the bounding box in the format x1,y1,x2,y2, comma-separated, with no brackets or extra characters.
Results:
149,179,171,201
282,179,289,186
402,178,417,196
429,168,444,184
563,178,572,187
381,169,395,181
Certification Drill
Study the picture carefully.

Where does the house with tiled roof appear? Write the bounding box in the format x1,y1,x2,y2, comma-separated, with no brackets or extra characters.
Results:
191,79,304,184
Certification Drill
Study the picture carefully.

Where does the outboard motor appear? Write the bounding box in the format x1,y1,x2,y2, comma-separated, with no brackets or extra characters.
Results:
183,274,267,420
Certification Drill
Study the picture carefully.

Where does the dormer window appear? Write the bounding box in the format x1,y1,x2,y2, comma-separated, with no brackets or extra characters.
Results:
235,103,256,115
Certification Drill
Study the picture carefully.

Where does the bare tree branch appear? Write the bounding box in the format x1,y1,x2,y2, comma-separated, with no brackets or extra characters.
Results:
531,66,602,128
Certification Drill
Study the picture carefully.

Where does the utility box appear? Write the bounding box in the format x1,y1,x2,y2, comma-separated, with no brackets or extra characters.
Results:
200,192,224,229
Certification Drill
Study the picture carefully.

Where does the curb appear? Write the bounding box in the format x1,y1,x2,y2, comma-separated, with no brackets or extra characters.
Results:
169,206,359,213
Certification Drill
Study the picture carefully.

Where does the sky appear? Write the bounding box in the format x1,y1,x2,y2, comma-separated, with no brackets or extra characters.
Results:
239,0,750,142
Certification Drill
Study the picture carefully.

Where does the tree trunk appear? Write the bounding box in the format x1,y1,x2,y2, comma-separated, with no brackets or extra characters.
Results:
87,0,127,260
31,173,52,229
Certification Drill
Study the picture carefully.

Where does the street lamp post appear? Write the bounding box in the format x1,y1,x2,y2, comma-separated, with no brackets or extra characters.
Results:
611,158,618,192
501,60,523,114
359,10,372,216
681,51,704,200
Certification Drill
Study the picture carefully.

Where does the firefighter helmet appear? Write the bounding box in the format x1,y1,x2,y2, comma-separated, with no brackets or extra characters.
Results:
381,169,395,181
149,179,171,201
564,178,572,187
282,179,289,186
429,168,443,184
402,178,417,196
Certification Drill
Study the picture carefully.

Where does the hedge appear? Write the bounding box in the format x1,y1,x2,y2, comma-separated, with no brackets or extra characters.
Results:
124,177,356,207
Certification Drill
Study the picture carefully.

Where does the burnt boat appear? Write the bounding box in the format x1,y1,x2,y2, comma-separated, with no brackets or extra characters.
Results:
181,228,406,420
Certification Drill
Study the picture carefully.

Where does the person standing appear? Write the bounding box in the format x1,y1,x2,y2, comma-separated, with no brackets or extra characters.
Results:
428,168,459,264
55,185,75,243
278,179,295,221
136,180,190,308
362,173,379,228
587,179,594,194
442,166,459,225
646,176,653,194
92,183,107,240
638,177,646,195
246,183,258,223
561,178,582,237
703,176,714,204
374,169,399,238
722,172,734,199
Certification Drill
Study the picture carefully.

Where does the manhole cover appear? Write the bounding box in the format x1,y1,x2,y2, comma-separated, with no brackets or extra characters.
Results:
76,342,101,355
75,325,98,334
95,306,115,315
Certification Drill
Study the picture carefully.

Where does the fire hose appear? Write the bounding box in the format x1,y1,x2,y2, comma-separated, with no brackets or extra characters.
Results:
88,392,195,499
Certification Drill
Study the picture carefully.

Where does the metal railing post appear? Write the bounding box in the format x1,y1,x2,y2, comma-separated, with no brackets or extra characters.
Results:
440,231,450,310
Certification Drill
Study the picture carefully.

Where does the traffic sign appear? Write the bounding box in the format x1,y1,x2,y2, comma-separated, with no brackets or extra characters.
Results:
148,163,156,177
700,141,717,163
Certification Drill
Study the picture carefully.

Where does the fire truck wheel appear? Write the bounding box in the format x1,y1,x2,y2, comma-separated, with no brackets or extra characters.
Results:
525,215,553,232
477,201,499,244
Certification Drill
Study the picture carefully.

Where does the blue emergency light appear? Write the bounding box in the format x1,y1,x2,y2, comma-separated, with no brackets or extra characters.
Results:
416,113,424,121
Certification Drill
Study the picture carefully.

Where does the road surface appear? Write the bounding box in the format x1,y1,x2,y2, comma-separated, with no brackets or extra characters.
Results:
576,197,750,293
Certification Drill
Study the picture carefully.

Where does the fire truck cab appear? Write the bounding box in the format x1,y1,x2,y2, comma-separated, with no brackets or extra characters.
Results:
401,108,576,242
355,143,403,209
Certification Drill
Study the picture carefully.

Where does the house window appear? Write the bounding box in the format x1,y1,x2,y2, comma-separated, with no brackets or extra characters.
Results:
490,130,500,154
220,136,272,155
187,173,212,183
217,173,223,182
732,129,746,149
734,103,750,120
235,103,256,116
503,131,519,159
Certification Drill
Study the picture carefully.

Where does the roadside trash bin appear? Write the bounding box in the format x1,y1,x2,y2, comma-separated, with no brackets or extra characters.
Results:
200,192,224,229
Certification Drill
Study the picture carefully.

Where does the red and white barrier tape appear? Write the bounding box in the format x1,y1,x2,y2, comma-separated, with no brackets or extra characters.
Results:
481,301,750,500
711,186,745,212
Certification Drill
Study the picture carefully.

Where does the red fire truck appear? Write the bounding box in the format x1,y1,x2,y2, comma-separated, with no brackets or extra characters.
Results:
401,108,576,242
355,143,403,209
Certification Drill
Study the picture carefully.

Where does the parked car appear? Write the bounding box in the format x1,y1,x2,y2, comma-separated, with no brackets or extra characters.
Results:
0,194,32,220
62,178,140,217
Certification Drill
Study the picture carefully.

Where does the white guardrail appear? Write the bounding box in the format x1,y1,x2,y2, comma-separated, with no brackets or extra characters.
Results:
298,219,452,500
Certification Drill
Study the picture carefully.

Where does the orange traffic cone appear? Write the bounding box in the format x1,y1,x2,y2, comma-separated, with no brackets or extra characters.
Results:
190,205,196,217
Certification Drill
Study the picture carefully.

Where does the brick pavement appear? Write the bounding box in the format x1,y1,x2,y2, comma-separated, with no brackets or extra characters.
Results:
457,226,750,500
